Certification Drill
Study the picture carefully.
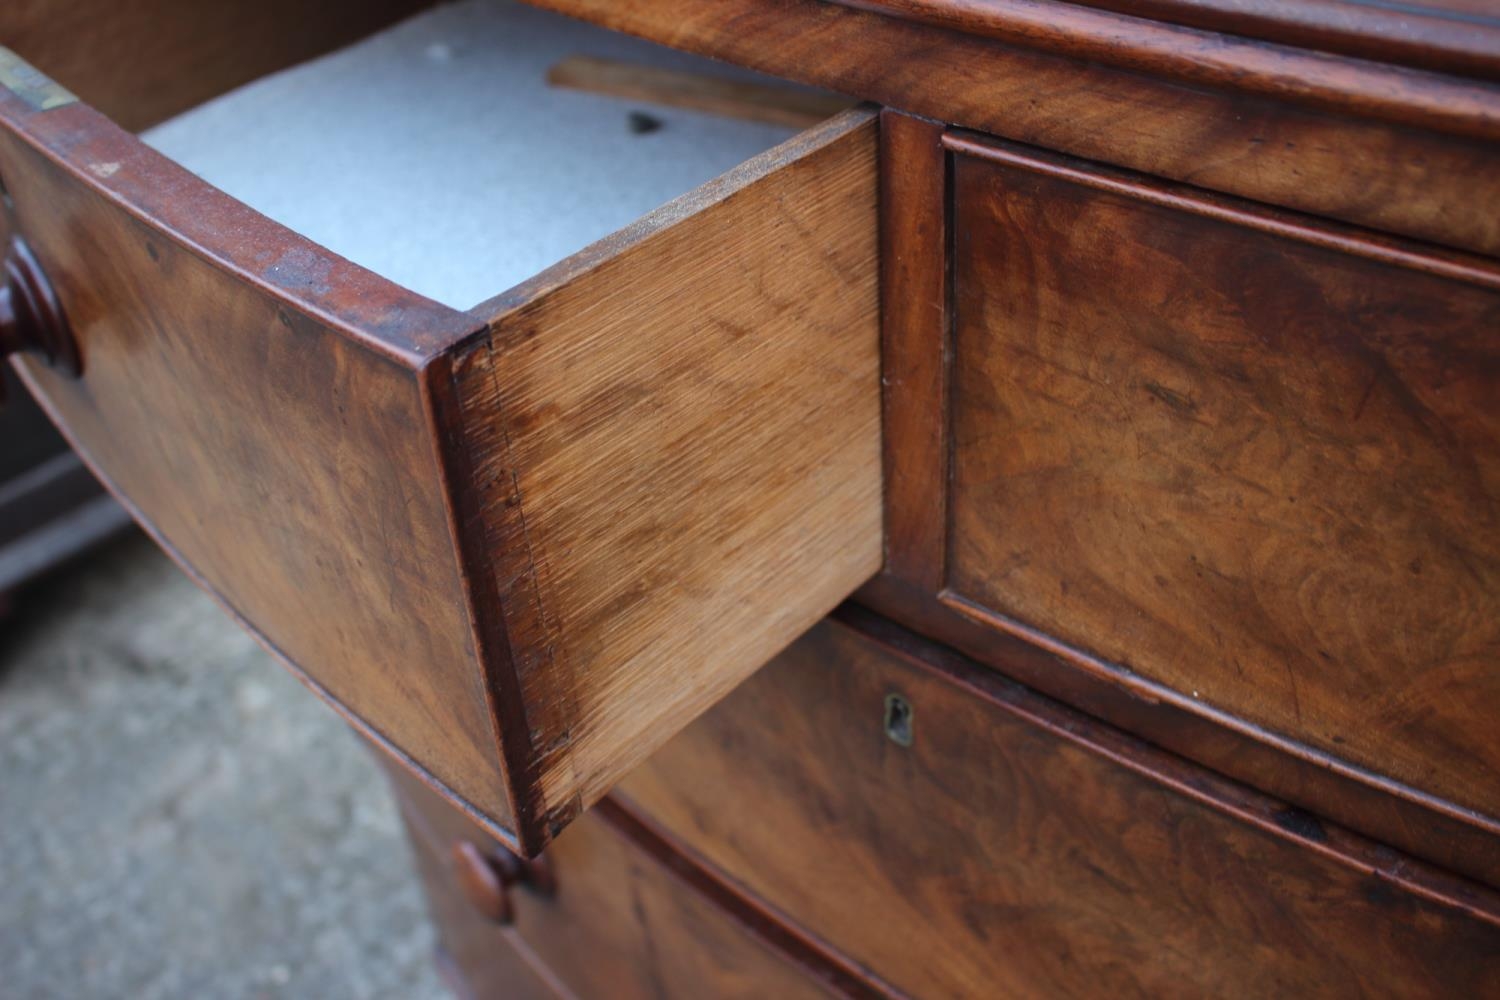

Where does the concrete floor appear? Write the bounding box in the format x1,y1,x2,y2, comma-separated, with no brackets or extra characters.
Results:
0,531,448,1000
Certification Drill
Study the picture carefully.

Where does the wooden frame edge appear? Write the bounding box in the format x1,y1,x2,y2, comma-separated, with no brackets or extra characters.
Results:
833,0,1500,140
421,345,575,856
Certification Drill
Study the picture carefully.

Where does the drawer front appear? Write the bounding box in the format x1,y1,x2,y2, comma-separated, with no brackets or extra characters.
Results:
939,135,1500,821
381,758,846,1000
0,63,513,826
873,115,1500,864
0,42,880,854
620,613,1500,999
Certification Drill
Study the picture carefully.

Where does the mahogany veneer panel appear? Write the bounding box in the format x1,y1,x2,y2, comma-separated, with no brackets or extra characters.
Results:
940,136,1500,827
868,114,1500,887
621,612,1500,999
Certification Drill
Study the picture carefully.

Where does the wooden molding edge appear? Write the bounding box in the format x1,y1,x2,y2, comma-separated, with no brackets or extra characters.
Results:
1070,0,1500,82
942,128,1500,292
833,0,1500,141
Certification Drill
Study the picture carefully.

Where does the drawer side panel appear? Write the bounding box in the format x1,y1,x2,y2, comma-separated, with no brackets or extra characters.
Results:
460,109,883,840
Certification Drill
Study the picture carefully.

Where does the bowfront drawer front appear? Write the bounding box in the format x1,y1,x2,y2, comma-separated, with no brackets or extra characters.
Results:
871,114,1500,882
0,6,881,854
621,613,1500,998
943,133,1500,817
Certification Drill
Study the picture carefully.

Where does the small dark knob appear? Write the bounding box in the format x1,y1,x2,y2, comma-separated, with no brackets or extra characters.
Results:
451,839,556,925
1,235,78,394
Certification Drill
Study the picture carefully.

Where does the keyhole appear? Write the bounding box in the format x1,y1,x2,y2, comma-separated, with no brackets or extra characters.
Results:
884,693,913,748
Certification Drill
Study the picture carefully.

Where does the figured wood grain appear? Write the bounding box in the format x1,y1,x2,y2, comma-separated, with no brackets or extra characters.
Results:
546,55,852,128
0,83,515,831
451,108,883,836
862,121,1500,886
620,612,1500,999
943,136,1500,827
527,0,1500,256
0,0,438,131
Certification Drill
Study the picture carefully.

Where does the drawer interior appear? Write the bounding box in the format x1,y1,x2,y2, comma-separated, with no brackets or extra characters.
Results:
140,0,835,310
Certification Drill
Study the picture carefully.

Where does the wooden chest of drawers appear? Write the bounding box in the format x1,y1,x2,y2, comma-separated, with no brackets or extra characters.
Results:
4,0,1499,995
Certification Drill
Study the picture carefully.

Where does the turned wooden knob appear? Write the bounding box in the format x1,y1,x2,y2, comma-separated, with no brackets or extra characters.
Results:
0,236,78,386
451,839,556,925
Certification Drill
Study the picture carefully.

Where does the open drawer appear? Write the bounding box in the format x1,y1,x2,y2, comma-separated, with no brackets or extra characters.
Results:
0,1,880,852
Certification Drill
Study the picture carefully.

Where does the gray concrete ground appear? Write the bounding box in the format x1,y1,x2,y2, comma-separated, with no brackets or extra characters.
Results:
0,531,448,1000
